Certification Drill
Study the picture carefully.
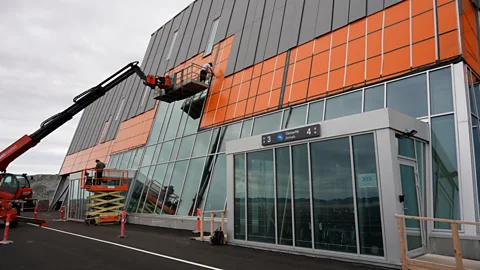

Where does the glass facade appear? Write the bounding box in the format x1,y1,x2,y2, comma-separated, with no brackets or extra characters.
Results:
233,133,384,256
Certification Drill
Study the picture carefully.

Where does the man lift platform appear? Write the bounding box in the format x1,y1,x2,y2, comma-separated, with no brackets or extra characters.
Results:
80,169,129,225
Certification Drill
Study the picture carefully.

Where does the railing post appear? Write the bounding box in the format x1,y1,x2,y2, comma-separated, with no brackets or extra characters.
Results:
210,212,214,235
451,223,464,269
396,216,409,270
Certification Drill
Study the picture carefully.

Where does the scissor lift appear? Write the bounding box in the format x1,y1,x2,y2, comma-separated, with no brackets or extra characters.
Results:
80,169,129,225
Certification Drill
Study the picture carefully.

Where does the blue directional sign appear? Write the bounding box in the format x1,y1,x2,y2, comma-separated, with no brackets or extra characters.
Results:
262,124,320,146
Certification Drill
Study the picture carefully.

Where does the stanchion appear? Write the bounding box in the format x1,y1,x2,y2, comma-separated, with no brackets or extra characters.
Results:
118,210,127,238
0,214,13,245
33,206,38,220
59,206,65,220
193,208,201,233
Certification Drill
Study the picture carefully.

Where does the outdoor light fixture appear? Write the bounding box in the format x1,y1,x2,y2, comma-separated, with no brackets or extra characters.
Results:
395,129,418,139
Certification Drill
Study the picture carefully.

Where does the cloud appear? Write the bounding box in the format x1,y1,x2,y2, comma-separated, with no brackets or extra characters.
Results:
0,0,192,174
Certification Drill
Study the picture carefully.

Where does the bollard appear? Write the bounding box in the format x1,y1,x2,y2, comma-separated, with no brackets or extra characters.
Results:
33,206,38,220
59,206,65,220
118,210,127,238
193,208,201,233
0,214,14,245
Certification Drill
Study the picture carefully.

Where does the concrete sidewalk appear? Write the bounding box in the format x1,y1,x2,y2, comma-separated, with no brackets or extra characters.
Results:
1,212,386,270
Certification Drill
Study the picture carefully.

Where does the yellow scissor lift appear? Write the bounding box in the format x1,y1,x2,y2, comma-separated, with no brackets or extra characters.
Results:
80,168,129,225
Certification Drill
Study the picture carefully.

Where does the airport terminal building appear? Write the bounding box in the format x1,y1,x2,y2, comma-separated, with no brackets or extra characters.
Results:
53,0,480,267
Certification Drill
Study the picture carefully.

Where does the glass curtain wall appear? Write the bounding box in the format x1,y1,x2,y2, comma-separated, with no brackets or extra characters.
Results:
126,65,459,231
234,133,384,256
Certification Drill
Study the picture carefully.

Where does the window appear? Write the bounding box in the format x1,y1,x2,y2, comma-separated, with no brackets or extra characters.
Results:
115,98,125,121
247,150,275,243
387,74,428,118
203,154,227,211
205,19,219,56
364,85,384,112
352,134,384,256
276,147,293,245
176,157,205,216
311,138,356,253
219,123,242,152
141,146,156,166
252,112,282,135
429,68,453,115
325,91,362,120
307,101,324,124
162,160,188,215
177,135,195,159
234,154,246,240
398,138,415,158
192,131,212,157
292,144,311,248
166,31,178,60
240,119,253,138
282,105,307,129
158,141,174,163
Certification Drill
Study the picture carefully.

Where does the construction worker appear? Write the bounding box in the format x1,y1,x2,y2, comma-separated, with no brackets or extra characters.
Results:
95,159,106,185
200,62,214,83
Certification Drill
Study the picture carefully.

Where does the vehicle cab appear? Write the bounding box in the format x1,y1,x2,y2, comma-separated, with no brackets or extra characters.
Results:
0,173,33,200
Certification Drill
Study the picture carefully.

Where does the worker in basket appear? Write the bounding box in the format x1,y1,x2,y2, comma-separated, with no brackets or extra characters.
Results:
200,62,214,83
95,159,106,185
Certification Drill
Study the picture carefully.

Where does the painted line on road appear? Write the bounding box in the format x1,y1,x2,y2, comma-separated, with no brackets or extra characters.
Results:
27,223,222,270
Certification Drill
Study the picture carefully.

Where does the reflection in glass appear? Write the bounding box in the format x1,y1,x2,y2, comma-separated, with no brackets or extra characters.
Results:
192,131,212,157
252,112,282,136
158,103,174,142
204,155,227,211
387,74,428,118
161,161,188,215
282,105,307,129
240,119,253,138
400,164,422,251
151,144,162,165
429,68,453,115
158,141,174,163
311,138,356,253
276,147,293,245
416,141,425,213
307,101,324,124
247,150,275,244
147,102,168,145
292,144,311,248
141,146,156,166
176,157,206,216
208,128,221,154
352,134,384,256
432,115,460,229
131,148,144,169
469,74,477,115
141,164,167,214
177,135,195,160
325,91,362,120
474,84,480,118
398,138,415,158
118,151,132,170
164,102,183,141
364,85,384,112
219,123,242,152
193,154,217,213
131,167,149,212
234,154,246,240
471,117,480,215
170,139,181,161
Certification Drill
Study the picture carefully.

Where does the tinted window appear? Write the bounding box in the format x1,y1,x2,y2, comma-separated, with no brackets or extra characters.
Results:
307,101,324,124
364,85,384,112
387,74,428,118
276,147,293,245
430,68,453,115
234,154,246,240
252,112,282,135
282,105,307,129
292,144,311,248
325,91,362,120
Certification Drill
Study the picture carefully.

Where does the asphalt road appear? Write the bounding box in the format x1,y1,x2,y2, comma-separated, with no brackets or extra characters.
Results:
0,215,384,270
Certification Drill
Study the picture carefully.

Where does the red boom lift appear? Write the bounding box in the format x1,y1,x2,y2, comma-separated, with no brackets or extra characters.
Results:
0,61,169,226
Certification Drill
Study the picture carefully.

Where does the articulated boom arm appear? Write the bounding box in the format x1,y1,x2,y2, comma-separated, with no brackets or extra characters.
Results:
0,61,165,172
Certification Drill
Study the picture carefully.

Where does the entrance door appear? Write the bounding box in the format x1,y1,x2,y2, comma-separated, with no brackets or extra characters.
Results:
398,159,426,257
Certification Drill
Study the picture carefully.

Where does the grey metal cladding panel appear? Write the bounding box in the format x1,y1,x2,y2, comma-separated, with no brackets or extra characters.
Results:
278,0,304,54
175,1,202,66
254,0,275,64
104,80,128,141
233,0,259,72
244,0,265,67
91,86,116,145
367,0,384,15
87,91,111,147
332,0,350,31
166,5,193,72
384,0,402,8
226,0,250,36
105,80,131,142
152,21,173,76
128,32,164,119
69,105,91,153
78,98,102,150
315,0,333,37
298,0,319,45
349,0,367,23
225,28,242,75
263,0,286,60
158,16,182,75
189,0,214,58
214,0,235,44
74,104,96,152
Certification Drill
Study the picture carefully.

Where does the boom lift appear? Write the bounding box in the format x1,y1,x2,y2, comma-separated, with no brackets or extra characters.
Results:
0,61,171,226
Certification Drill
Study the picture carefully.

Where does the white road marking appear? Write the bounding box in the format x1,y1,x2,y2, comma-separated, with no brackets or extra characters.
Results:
27,223,222,270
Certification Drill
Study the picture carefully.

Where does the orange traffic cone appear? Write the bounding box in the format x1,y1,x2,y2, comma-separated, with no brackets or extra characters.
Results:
193,208,201,233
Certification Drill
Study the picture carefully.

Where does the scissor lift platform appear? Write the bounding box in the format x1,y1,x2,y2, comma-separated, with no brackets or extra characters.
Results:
80,169,129,225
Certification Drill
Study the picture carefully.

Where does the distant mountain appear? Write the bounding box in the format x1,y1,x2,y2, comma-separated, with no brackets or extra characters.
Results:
30,174,61,202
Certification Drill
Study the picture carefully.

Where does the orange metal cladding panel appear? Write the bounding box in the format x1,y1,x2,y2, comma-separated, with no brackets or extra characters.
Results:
218,89,230,108
243,67,253,81
254,92,270,113
229,85,240,104
461,0,480,73
293,58,312,83
366,56,382,82
412,11,435,43
313,34,331,55
383,47,411,76
345,62,365,87
383,20,409,53
332,26,348,47
269,89,281,108
311,52,329,77
238,80,251,101
206,93,220,112
440,30,460,60
224,104,236,122
213,106,227,125
384,1,409,27
257,72,274,95
412,38,436,68
288,80,309,104
234,100,247,119
201,111,214,128
367,31,382,58
211,78,223,94
272,68,284,90
232,72,242,86
347,37,366,65
276,53,287,69
307,74,328,99
367,11,383,33
262,57,277,74
437,2,458,34
222,76,234,89
249,77,260,98
252,62,263,78
330,45,347,70
328,68,345,93
290,48,298,64
296,41,314,62
349,19,366,41
245,98,255,116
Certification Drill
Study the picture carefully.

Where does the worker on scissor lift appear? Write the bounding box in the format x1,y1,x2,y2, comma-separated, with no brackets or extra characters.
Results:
95,159,106,185
200,62,214,83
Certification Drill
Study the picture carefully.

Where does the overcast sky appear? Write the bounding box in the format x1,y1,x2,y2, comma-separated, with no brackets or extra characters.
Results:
0,0,191,175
